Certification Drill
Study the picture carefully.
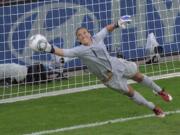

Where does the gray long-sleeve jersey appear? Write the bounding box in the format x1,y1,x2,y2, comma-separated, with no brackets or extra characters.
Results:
63,28,126,81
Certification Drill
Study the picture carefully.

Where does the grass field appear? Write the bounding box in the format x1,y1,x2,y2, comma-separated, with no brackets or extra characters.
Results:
0,77,180,135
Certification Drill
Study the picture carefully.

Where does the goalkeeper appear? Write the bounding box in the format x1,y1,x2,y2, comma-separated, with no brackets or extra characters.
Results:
29,15,172,118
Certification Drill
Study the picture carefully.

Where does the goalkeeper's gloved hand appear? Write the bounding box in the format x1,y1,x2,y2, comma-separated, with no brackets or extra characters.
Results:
115,15,132,29
29,34,55,53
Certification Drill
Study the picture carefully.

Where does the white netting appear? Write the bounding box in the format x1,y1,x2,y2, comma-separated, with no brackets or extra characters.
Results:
0,0,179,103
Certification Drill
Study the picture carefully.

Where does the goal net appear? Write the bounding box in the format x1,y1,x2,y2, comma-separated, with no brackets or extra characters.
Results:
0,0,179,103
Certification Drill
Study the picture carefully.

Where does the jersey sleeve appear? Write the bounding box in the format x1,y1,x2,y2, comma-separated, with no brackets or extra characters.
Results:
62,47,80,57
93,27,109,42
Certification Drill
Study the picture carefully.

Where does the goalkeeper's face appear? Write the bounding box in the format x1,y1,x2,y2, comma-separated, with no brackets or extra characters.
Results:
76,28,92,46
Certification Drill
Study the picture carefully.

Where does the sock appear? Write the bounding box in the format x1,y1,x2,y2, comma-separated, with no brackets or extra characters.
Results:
131,91,155,110
140,75,162,93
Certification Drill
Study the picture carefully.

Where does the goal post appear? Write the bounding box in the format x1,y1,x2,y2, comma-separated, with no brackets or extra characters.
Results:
0,0,179,103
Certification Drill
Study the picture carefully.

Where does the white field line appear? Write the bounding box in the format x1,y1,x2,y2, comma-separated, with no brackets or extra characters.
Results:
0,72,180,104
24,109,180,135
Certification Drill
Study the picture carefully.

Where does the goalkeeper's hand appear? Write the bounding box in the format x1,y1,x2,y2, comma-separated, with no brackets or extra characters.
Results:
29,34,55,53
116,15,132,29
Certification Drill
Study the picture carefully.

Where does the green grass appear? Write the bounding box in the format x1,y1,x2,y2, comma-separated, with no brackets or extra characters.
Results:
53,115,180,135
0,77,180,135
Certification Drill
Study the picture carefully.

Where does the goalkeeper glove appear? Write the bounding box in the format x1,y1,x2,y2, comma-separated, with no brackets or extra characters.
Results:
115,15,132,29
29,34,55,53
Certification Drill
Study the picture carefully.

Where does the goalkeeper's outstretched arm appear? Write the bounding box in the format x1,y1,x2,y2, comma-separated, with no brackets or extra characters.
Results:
53,47,64,56
29,15,132,55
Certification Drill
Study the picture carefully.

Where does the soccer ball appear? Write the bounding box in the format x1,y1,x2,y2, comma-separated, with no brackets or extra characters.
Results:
29,34,48,52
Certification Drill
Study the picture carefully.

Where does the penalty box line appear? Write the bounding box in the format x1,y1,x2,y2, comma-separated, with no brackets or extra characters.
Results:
25,109,180,135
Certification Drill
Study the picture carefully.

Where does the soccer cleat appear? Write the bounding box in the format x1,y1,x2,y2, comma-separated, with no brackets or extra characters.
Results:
153,106,165,118
158,89,173,102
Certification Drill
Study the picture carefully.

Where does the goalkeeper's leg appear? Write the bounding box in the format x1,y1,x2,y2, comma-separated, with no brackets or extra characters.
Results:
125,85,165,118
132,72,172,102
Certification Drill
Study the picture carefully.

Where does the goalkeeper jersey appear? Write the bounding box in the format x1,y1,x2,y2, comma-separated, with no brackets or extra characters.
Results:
63,27,126,81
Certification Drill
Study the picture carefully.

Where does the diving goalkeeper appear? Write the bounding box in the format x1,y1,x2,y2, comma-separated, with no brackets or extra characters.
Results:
29,15,172,118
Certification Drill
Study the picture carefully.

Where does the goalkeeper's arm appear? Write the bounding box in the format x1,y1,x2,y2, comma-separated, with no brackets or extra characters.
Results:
53,47,64,56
